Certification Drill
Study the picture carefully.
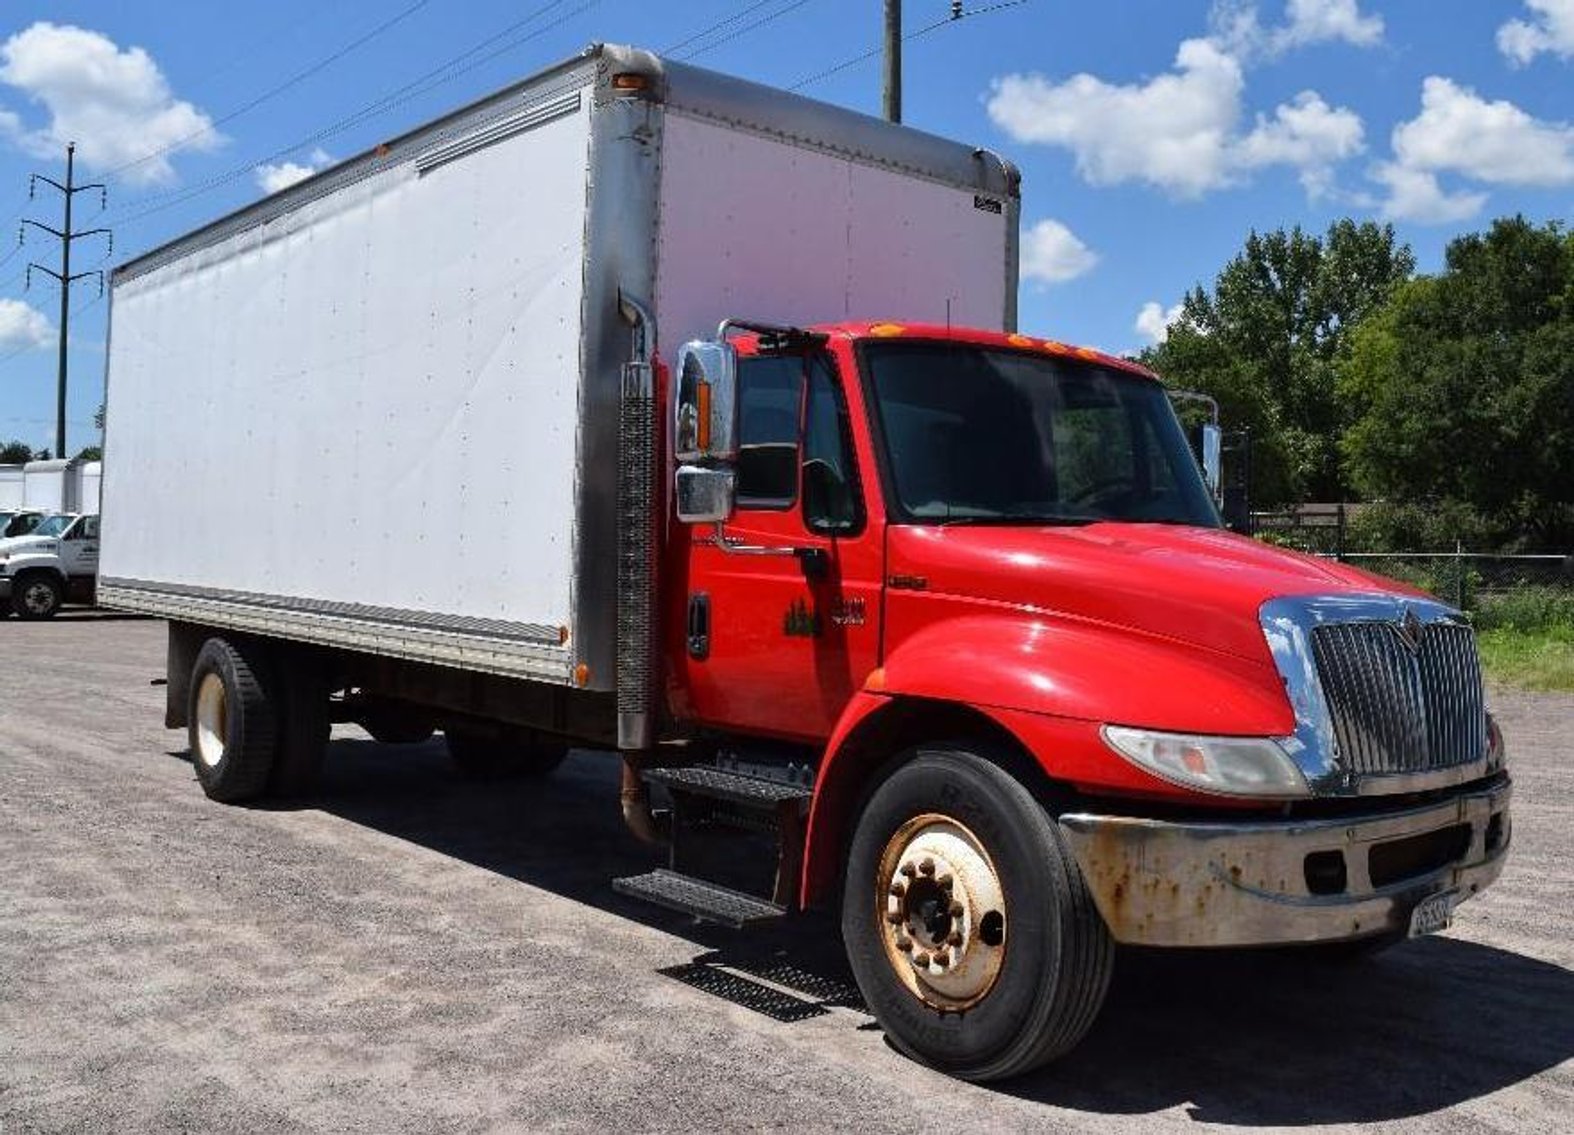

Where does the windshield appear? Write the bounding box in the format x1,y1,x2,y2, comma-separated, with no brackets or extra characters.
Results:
864,343,1219,527
29,514,74,538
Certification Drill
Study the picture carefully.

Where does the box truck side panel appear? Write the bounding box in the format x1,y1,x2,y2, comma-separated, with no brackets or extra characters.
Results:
101,89,595,682
654,110,1012,351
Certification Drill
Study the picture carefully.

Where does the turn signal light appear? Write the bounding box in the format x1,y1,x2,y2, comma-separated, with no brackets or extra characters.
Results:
612,73,650,92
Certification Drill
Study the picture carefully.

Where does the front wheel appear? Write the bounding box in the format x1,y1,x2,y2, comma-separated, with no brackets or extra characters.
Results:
842,746,1114,1082
11,572,63,619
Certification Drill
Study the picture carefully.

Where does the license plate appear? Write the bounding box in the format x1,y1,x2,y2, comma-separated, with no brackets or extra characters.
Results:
1408,890,1456,938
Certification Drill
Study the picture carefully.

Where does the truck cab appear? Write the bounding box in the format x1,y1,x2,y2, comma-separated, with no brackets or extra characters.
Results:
638,319,1509,1077
0,512,101,618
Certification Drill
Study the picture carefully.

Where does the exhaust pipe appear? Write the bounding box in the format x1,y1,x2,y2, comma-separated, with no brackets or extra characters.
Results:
620,754,662,845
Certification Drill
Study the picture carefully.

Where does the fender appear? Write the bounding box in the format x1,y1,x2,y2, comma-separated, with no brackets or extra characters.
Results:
799,612,1295,907
2,552,68,581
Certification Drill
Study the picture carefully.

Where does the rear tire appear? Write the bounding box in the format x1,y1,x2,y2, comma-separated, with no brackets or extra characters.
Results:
445,725,568,779
269,651,331,799
841,745,1114,1082
11,571,63,619
188,637,278,803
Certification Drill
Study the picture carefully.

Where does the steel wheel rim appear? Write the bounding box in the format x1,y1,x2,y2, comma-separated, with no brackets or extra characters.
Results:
876,812,1008,1011
21,580,55,615
195,672,228,768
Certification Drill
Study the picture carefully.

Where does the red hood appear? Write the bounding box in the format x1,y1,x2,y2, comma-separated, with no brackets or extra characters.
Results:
885,522,1418,664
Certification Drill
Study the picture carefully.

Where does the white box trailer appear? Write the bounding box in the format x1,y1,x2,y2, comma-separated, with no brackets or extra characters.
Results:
20,458,98,513
0,465,21,510
101,43,1017,748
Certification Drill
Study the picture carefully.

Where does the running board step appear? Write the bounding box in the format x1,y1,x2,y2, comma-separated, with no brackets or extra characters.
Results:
644,765,812,809
613,869,787,928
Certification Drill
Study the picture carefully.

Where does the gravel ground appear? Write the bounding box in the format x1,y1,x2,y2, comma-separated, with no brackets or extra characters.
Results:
2,612,1570,1133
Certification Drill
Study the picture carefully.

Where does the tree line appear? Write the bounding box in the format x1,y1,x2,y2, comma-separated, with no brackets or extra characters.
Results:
1140,216,1572,551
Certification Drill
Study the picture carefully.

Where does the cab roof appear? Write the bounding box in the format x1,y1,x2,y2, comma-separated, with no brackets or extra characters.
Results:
777,322,1160,381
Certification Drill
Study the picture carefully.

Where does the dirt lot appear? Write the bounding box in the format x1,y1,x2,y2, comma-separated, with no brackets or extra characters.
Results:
2,613,1571,1132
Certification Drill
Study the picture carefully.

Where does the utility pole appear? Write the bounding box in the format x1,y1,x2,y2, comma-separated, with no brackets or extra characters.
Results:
883,0,901,123
25,142,110,459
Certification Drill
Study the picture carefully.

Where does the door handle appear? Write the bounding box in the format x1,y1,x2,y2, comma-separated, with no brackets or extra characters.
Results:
687,593,710,660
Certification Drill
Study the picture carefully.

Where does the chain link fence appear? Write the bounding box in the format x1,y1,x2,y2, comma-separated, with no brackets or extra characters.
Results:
1250,506,1573,615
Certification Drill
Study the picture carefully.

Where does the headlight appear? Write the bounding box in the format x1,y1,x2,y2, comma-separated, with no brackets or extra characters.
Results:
1101,725,1310,798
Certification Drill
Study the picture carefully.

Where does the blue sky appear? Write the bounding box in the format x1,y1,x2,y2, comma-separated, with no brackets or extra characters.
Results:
0,0,1569,452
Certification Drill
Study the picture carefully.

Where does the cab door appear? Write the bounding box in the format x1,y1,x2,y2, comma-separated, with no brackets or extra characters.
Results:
674,348,883,742
62,515,100,578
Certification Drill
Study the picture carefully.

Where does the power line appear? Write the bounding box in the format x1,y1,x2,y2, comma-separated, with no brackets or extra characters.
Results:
674,1,817,61
105,1,597,229
791,0,1028,92
106,0,439,181
662,1,789,57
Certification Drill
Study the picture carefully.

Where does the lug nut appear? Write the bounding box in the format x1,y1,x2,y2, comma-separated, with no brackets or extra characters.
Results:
913,951,931,967
899,863,917,878
935,873,953,888
932,953,949,969
949,902,964,918
885,909,903,924
919,858,936,876
947,931,963,947
895,934,913,951
889,881,906,897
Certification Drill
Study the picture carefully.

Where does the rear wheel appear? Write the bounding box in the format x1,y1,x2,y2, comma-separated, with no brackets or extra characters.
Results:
842,745,1114,1082
445,725,568,779
269,651,331,799
188,637,278,803
11,572,63,619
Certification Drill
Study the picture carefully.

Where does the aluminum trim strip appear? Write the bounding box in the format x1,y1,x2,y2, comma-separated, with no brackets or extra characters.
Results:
98,579,574,684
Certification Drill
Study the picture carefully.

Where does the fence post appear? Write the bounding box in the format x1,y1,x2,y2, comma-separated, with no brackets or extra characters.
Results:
1455,540,1466,610
1336,503,1345,561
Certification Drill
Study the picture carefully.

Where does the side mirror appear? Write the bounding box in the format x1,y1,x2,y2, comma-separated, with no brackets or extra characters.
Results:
1200,423,1222,498
673,340,739,525
673,340,739,464
675,466,736,525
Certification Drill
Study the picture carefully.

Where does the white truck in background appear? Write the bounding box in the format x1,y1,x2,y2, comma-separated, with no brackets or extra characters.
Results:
0,512,100,618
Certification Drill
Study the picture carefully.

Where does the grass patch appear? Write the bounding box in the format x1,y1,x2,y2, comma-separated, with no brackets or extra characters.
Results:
1476,625,1574,691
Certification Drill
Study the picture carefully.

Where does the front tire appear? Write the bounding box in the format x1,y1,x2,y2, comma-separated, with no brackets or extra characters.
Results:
188,637,278,803
11,571,63,619
842,745,1113,1082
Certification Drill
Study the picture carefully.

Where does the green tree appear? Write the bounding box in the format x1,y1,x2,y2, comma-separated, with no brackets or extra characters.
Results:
0,440,33,464
1142,220,1415,504
1341,216,1573,547
75,445,103,461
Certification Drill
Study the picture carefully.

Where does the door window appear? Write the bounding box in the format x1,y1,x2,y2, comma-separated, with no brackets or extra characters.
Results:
735,356,802,509
802,360,861,534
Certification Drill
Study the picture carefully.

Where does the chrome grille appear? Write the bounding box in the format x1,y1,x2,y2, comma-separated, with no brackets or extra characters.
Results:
1310,621,1486,776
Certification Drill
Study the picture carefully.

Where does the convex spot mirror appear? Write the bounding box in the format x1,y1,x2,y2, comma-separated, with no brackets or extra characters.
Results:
673,340,739,464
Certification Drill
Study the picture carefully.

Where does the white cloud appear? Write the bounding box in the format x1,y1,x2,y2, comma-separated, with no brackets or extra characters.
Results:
987,38,1363,199
0,22,221,186
1498,0,1574,66
1371,76,1574,225
254,148,332,195
1393,78,1574,186
1135,301,1185,345
1370,163,1487,225
1210,0,1383,60
0,298,53,351
1020,219,1099,285
1277,0,1384,50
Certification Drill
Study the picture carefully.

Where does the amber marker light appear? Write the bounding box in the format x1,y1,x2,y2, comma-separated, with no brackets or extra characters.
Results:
696,381,712,451
574,663,591,687
864,668,887,691
868,323,906,337
611,73,650,92
558,625,570,645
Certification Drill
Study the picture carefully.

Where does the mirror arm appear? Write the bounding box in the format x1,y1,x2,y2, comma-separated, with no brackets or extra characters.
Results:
710,523,829,579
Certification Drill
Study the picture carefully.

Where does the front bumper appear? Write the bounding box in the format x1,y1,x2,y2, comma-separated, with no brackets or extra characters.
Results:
1058,776,1511,947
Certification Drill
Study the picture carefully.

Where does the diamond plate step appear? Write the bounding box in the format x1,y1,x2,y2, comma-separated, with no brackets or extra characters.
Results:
644,765,811,809
613,868,787,928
